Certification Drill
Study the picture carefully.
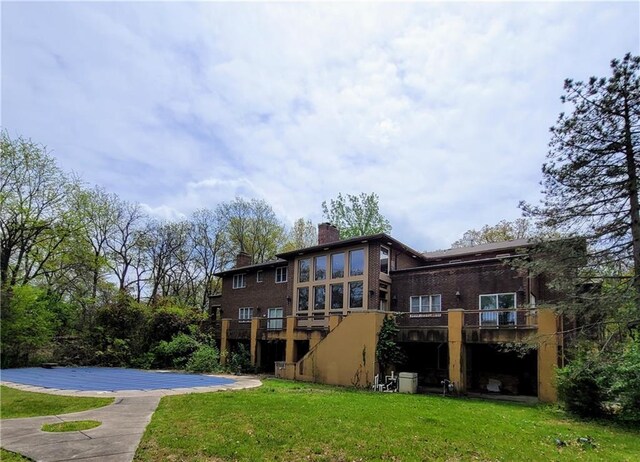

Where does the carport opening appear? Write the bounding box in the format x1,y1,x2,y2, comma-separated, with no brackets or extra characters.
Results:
466,344,537,396
399,342,448,388
259,340,286,373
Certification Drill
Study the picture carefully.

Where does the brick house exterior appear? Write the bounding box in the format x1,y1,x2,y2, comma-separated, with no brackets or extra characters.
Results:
212,225,561,402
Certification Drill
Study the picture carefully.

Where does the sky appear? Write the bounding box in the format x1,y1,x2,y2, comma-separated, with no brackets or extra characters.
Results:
2,1,639,251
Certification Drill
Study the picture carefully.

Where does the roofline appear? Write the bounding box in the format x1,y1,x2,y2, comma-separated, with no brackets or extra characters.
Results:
275,233,427,261
421,238,534,260
214,259,288,277
391,253,524,274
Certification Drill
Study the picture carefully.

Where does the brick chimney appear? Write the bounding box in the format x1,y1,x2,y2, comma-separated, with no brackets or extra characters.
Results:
235,251,251,268
318,222,340,245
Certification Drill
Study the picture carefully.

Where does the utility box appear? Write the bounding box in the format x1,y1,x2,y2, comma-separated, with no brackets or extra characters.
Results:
398,372,418,394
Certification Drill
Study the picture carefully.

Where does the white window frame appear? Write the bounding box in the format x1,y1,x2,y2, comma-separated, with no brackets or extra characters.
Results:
479,293,517,326
380,246,390,274
410,295,442,313
267,307,284,330
238,307,253,322
256,270,263,283
275,267,287,283
232,274,246,289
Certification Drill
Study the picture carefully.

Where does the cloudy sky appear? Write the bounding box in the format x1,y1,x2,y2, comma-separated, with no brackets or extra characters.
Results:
2,1,639,250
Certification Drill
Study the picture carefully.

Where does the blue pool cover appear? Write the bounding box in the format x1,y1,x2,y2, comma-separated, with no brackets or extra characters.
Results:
0,367,236,391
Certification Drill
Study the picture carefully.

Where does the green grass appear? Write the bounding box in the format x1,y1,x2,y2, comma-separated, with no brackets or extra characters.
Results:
0,448,32,461
0,385,113,419
136,379,640,462
41,420,101,432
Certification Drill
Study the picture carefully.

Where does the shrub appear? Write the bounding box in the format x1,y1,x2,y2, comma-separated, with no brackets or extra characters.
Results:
227,343,252,374
557,352,609,419
154,333,200,369
186,345,220,372
148,304,204,344
609,341,640,423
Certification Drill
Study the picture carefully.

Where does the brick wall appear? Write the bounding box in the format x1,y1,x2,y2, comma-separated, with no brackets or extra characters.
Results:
391,261,528,313
219,265,290,320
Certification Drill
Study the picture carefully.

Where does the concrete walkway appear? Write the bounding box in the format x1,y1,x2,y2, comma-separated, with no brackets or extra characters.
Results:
1,375,262,461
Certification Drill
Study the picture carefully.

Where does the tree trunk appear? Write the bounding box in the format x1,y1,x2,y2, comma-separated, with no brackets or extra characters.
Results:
623,95,640,306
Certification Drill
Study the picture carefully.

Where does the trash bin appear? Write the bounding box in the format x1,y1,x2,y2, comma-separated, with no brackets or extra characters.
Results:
398,372,418,393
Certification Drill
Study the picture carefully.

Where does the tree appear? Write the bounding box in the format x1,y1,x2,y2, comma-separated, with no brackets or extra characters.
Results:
321,192,392,239
216,197,286,264
521,53,640,311
451,218,533,248
0,131,77,290
281,218,317,251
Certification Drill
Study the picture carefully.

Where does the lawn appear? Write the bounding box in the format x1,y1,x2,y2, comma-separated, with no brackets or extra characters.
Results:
0,385,113,419
135,379,640,462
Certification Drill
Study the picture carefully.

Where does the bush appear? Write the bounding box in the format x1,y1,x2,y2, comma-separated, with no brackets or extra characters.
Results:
227,343,252,374
1,285,58,367
148,304,204,344
609,341,640,423
557,354,609,418
154,333,200,369
186,345,220,372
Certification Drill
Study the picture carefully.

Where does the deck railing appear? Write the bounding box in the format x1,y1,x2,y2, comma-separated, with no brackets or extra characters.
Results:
257,316,287,332
463,309,537,328
396,311,448,328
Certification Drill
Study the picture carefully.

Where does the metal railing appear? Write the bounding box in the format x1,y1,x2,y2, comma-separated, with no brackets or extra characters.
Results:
257,316,287,332
463,309,537,328
396,311,448,328
227,319,252,339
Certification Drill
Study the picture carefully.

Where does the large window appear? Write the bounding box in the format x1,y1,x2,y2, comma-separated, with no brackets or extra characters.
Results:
410,295,442,313
299,258,310,283
314,286,326,310
298,287,309,311
380,247,389,274
331,253,344,278
349,249,365,276
314,256,327,281
239,307,253,322
232,274,246,289
480,293,516,326
349,281,364,308
276,267,287,283
331,283,344,310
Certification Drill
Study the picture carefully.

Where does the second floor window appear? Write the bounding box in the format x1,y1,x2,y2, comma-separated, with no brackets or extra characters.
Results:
410,295,442,313
298,287,309,311
380,247,389,274
315,256,327,281
256,271,263,283
239,307,253,322
299,258,310,283
314,286,326,310
233,274,246,289
349,281,364,308
350,249,365,276
276,267,287,283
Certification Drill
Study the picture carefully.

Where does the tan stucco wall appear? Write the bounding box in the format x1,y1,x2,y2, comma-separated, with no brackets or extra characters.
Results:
293,311,386,388
537,307,559,403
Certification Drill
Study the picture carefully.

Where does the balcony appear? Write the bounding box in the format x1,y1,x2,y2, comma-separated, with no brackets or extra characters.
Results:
227,319,251,339
463,309,537,329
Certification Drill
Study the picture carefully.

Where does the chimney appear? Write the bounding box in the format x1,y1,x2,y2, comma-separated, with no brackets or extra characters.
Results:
318,222,340,245
235,251,251,268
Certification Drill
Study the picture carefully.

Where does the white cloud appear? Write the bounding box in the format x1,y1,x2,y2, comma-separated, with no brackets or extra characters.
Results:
2,1,639,249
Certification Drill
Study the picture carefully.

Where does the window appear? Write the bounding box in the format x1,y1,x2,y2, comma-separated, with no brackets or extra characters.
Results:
314,286,326,311
331,283,343,310
299,258,310,283
314,256,327,281
410,295,442,313
480,293,516,326
232,274,246,289
349,249,365,276
331,253,345,278
298,287,309,312
238,307,253,322
267,307,283,330
349,281,363,308
276,267,287,283
256,271,263,283
380,247,389,274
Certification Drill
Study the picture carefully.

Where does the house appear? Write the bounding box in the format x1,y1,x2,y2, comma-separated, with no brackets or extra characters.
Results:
212,223,561,402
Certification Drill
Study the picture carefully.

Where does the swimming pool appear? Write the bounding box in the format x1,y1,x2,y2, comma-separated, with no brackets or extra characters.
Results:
0,367,236,391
